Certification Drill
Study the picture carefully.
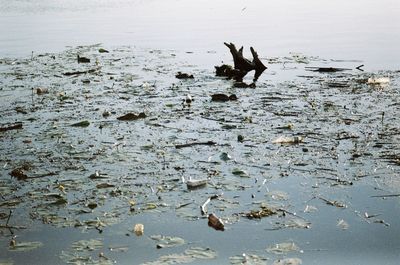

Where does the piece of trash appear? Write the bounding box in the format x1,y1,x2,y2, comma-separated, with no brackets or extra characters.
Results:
117,112,146,121
35,87,48,94
70,120,90,127
367,77,390,85
272,136,304,144
186,179,207,189
211,93,238,102
134,224,144,236
208,213,225,231
201,195,219,215
303,205,318,213
337,219,349,230
220,152,232,161
185,94,193,104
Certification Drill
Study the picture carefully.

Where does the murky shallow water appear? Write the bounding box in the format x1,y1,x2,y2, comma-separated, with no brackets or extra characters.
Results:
1,43,399,264
1,1,400,265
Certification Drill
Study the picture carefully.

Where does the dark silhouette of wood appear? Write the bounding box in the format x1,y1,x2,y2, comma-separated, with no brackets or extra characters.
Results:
218,42,267,82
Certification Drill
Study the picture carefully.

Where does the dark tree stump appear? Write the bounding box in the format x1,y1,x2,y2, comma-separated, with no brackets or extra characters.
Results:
216,42,267,82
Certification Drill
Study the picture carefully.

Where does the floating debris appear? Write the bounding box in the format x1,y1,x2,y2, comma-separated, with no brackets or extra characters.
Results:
267,241,301,254
98,48,109,53
186,179,207,190
0,123,23,132
337,219,349,230
70,120,90,127
367,77,390,85
208,213,225,231
77,55,90,63
9,241,43,252
175,72,194,79
272,136,304,144
117,112,146,121
245,205,276,219
211,93,238,102
133,223,144,236
150,235,185,249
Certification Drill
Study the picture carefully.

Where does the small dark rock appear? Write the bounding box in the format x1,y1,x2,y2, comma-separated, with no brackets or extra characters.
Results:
77,55,90,63
211,93,238,102
175,72,194,79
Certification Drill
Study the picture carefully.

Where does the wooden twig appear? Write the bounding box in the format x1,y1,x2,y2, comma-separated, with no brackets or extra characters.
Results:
6,210,12,226
175,141,217,149
305,67,351,72
200,195,219,215
63,68,99,76
371,194,400,198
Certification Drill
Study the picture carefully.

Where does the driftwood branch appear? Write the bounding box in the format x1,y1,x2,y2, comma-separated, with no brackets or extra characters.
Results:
175,141,217,149
216,42,267,82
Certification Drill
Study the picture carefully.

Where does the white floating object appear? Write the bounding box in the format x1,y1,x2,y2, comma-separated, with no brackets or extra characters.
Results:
367,77,390,85
272,136,304,144
186,179,207,189
134,223,144,236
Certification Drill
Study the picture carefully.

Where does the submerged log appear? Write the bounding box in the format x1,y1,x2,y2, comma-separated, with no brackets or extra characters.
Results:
216,42,267,82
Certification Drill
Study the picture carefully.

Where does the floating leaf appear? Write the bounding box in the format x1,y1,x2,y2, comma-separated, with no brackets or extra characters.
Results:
267,242,300,254
117,112,146,121
303,205,318,213
150,235,185,249
9,241,43,252
70,120,90,127
71,239,103,252
232,168,249,178
230,254,268,265
184,247,217,259
273,258,302,265
0,260,14,265
267,190,289,201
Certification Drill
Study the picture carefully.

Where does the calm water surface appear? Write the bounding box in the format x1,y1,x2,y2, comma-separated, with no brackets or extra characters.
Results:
0,0,399,70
